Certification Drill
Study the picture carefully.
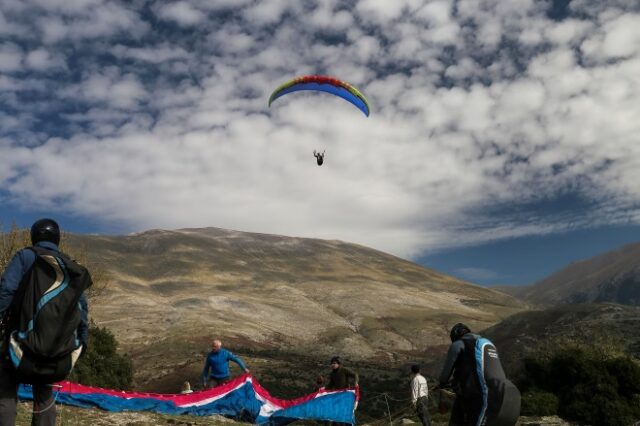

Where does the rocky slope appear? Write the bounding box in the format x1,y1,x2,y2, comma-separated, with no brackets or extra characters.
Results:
482,303,640,374
65,227,524,384
510,242,640,306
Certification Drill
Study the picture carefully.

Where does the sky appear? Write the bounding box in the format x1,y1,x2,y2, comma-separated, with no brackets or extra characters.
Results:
1,0,639,286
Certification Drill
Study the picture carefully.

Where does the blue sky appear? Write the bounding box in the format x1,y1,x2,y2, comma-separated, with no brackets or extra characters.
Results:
420,223,640,285
1,0,639,287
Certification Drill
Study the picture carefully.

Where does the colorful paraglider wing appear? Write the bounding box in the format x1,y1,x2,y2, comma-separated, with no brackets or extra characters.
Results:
18,374,358,425
268,76,370,117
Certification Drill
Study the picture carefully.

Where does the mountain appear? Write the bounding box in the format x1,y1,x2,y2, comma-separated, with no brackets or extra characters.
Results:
64,227,524,386
512,242,640,306
482,303,640,374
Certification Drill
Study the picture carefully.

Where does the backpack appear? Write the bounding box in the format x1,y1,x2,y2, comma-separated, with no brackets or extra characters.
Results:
2,246,92,384
458,335,521,426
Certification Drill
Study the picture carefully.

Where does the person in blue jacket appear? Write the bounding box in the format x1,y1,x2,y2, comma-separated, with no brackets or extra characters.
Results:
202,339,250,388
0,218,89,426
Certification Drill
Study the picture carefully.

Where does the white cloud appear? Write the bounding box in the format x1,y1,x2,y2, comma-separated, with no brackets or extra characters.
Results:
242,0,294,26
59,70,148,110
28,0,104,14
207,26,256,55
156,1,206,27
192,0,252,12
599,13,640,59
308,6,354,33
33,2,148,43
545,19,593,46
0,42,23,72
111,44,191,64
0,9,27,37
25,48,66,70
355,0,424,25
1,0,640,259
69,3,149,39
416,1,452,26
37,16,69,44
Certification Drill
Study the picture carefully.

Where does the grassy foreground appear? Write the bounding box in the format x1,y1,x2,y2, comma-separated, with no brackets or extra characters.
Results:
16,402,573,426
16,402,242,426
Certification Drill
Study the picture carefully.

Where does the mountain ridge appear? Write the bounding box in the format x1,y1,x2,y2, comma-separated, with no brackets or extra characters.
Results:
63,226,524,385
510,242,640,306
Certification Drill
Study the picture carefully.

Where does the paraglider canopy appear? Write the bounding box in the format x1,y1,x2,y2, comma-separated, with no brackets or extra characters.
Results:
268,75,370,117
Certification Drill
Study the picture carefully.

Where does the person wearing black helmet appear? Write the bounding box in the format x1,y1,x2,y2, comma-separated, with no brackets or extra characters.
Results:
0,218,91,426
437,323,520,426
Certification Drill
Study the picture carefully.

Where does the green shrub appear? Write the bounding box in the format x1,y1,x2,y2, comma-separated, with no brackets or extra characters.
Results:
520,390,558,416
605,357,640,395
517,348,640,426
562,394,639,426
68,323,133,390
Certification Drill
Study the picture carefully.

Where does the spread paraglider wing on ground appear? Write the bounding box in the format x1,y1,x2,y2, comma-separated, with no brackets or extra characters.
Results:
18,374,359,425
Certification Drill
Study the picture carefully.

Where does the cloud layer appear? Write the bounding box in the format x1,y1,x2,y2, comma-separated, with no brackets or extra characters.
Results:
1,0,639,258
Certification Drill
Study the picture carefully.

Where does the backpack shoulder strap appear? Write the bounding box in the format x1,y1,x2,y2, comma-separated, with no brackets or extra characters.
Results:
10,245,65,311
11,247,36,300
28,245,56,257
3,247,44,342
54,251,93,292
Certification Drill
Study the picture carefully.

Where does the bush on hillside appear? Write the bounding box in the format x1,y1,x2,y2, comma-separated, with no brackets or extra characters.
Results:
69,323,133,390
520,390,558,416
518,345,640,426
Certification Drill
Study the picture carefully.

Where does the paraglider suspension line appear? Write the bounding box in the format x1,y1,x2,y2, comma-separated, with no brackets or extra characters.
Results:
383,393,392,426
31,384,62,415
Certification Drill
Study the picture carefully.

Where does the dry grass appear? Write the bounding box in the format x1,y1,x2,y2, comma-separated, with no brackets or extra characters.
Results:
17,402,243,426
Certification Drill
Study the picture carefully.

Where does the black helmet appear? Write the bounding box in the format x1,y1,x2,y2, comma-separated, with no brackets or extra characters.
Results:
449,323,471,342
30,218,60,246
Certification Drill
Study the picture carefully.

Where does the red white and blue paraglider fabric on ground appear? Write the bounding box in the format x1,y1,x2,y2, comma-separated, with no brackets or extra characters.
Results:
18,374,359,425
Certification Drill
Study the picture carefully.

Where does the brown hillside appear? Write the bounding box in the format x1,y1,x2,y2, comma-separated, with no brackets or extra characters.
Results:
517,242,640,306
64,227,524,385
482,303,640,375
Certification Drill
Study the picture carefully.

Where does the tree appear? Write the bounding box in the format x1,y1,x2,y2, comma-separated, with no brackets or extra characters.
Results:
68,322,133,390
517,336,640,426
0,223,30,273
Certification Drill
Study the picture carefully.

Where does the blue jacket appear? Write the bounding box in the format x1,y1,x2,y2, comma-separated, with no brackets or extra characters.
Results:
202,348,247,380
0,241,89,344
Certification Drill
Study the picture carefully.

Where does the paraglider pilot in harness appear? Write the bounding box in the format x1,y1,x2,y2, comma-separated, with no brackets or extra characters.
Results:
0,218,91,426
437,323,520,426
313,150,325,166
